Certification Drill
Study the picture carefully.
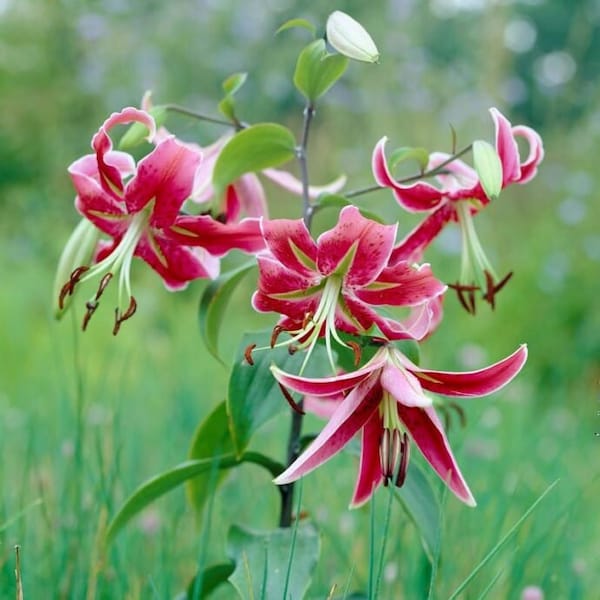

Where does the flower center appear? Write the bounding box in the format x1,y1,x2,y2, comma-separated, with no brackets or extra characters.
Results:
378,392,410,488
58,210,150,334
450,200,513,314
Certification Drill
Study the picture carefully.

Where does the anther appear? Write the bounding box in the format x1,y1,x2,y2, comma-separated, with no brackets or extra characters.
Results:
288,345,298,355
301,311,314,330
244,343,256,366
270,325,284,348
82,300,98,331
394,432,410,488
482,270,513,309
59,265,90,309
346,341,362,367
448,282,479,315
278,383,305,415
112,296,137,336
95,272,113,300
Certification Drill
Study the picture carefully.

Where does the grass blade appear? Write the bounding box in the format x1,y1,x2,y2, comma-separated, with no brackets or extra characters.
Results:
448,479,559,599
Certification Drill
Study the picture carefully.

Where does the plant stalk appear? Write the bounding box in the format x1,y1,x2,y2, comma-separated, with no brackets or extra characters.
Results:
279,101,315,528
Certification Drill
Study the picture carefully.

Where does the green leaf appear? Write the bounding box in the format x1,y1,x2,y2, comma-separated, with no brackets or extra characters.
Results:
276,18,316,37
293,39,348,102
226,523,320,600
106,452,284,543
118,105,167,149
198,261,256,364
185,562,236,599
388,146,430,172
394,461,441,563
472,139,503,201
186,402,235,517
227,330,332,456
316,193,384,223
212,124,296,196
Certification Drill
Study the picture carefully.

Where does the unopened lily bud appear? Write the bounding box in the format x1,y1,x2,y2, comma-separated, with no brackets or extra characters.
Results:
326,10,379,64
472,140,503,201
53,219,100,320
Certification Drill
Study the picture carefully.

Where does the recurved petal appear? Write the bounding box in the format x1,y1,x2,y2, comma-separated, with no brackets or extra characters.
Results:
412,344,528,397
490,107,521,186
270,350,386,397
273,372,382,484
135,232,220,289
92,107,156,196
316,205,397,287
229,173,269,219
126,137,202,225
512,125,544,184
428,152,478,192
261,217,318,276
372,137,444,211
356,261,446,307
169,215,266,256
262,168,347,199
350,411,384,508
397,405,476,506
389,204,455,265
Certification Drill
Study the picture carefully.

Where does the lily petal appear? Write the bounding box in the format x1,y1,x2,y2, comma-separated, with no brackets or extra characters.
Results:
261,218,318,277
228,173,269,219
126,136,202,226
397,404,476,506
372,137,444,211
490,107,521,186
350,411,384,508
270,351,386,397
169,215,266,256
273,372,382,484
316,205,397,287
512,125,544,184
262,168,347,198
411,344,528,397
380,361,432,407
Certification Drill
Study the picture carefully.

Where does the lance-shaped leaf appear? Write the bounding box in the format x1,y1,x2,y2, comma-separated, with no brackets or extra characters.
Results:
184,562,236,599
186,401,235,518
394,461,441,563
106,452,284,543
388,146,430,173
218,72,248,123
294,39,349,102
276,18,316,37
199,261,257,364
228,330,332,456
227,523,320,600
212,124,296,196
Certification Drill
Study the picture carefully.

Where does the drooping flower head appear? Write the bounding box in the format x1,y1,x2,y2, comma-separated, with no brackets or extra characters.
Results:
373,108,544,313
272,343,528,507
58,107,264,333
251,205,446,370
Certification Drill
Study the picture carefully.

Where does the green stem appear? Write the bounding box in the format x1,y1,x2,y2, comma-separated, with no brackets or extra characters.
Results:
164,104,244,130
279,101,316,529
345,143,473,199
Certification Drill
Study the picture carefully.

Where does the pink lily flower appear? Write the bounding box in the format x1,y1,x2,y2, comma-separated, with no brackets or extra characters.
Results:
58,107,264,334
251,205,446,369
372,108,544,313
272,343,528,507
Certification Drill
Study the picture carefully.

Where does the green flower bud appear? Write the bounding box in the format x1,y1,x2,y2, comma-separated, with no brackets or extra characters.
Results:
326,10,379,64
472,140,503,201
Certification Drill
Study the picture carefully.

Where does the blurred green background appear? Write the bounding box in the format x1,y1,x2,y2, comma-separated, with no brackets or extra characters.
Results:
1,0,599,598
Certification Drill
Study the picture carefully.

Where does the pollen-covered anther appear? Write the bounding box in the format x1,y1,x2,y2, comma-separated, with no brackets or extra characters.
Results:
95,272,113,300
301,311,314,330
379,428,402,485
82,300,98,331
448,281,480,315
59,265,90,309
270,325,284,348
482,270,513,310
112,296,137,336
278,383,305,415
346,341,362,367
244,343,256,366
395,432,410,488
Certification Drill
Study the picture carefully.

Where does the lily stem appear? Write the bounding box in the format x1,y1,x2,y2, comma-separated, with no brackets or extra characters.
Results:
344,143,473,199
164,104,245,130
279,101,316,528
